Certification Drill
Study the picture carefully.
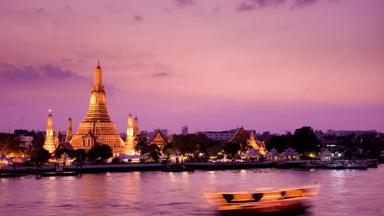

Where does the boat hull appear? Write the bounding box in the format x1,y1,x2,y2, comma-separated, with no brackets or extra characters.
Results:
217,199,310,216
207,185,318,216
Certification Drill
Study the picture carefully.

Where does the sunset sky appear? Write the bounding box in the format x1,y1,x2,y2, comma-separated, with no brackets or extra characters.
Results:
0,0,383,134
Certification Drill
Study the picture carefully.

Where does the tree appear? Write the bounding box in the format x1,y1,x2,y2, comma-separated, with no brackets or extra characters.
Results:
54,144,75,159
142,144,161,162
172,134,197,155
206,144,222,158
360,134,381,159
135,134,148,154
162,142,174,156
30,147,51,165
0,134,27,157
266,133,293,152
172,134,214,158
75,149,87,164
87,143,113,163
223,142,240,158
31,131,45,149
292,127,320,157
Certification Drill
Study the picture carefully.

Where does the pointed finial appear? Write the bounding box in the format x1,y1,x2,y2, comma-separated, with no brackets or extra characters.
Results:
97,60,101,68
48,109,52,114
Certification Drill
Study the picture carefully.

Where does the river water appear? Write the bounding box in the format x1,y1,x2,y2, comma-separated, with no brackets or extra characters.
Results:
1,166,384,216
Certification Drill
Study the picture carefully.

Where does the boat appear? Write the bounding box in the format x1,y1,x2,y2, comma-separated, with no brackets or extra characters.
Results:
0,173,28,178
206,185,319,215
40,171,79,177
302,160,370,169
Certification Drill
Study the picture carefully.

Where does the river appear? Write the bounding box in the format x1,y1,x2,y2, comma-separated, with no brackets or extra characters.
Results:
1,166,383,216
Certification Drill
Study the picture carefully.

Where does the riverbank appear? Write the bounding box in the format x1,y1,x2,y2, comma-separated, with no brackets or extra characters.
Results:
0,159,379,177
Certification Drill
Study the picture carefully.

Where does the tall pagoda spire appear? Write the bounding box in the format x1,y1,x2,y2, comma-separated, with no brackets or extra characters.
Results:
43,110,56,153
70,62,125,153
83,62,110,122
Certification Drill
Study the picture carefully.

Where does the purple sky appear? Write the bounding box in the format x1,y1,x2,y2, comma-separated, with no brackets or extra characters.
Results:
0,0,383,134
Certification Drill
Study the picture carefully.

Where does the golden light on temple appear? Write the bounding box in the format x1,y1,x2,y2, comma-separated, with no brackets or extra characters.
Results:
247,130,267,155
43,111,56,153
125,114,135,154
70,62,126,153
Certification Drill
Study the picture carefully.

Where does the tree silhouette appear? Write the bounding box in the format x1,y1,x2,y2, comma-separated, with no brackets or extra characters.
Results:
30,147,51,165
87,143,112,163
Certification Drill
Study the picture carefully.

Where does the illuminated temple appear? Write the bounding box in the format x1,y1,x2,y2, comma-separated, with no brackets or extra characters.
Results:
43,111,56,153
70,63,126,153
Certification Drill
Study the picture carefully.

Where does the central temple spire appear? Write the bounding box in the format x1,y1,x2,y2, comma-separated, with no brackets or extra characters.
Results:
93,61,103,91
70,62,125,153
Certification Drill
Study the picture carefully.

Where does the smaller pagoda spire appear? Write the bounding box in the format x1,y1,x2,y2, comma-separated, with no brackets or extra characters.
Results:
125,114,135,155
65,117,73,142
134,115,139,137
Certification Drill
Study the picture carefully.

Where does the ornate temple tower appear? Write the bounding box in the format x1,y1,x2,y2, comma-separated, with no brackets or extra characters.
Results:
54,129,62,146
134,115,139,140
43,111,56,153
70,62,125,153
65,117,73,142
125,114,134,154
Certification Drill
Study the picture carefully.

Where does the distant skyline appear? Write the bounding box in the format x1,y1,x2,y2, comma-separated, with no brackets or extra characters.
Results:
0,0,383,134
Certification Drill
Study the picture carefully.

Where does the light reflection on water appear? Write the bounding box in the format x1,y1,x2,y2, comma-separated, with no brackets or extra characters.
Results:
1,166,384,216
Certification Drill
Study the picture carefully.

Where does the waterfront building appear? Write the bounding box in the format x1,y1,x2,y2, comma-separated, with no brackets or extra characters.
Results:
70,63,125,153
18,135,34,148
199,128,254,142
13,130,34,148
182,126,188,135
281,148,300,160
43,111,56,153
266,148,280,161
319,148,343,161
229,127,249,144
198,130,235,141
245,148,263,160
325,129,378,137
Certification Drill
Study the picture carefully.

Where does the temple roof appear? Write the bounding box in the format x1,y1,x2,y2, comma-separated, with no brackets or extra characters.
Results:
228,127,248,143
149,129,168,146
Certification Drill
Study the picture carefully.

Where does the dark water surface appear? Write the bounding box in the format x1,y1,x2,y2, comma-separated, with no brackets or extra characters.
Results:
1,166,384,216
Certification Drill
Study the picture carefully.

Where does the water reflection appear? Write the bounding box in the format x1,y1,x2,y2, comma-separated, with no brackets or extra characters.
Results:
0,166,383,216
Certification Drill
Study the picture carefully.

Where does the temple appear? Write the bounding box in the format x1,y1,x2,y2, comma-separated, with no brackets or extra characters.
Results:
43,111,56,153
149,129,168,148
247,130,267,155
70,62,125,153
